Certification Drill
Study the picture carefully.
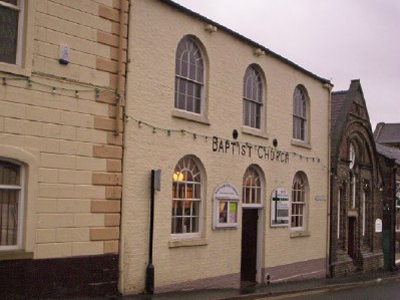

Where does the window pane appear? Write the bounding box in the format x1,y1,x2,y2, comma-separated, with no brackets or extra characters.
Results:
172,157,202,234
187,95,194,112
175,38,204,113
183,201,191,216
194,183,200,199
219,202,228,223
176,200,183,216
229,202,237,223
0,6,19,64
191,217,198,233
0,161,20,186
243,66,263,128
0,189,19,246
192,201,199,216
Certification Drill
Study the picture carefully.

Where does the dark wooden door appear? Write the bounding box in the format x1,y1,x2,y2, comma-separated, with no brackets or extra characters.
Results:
241,209,258,282
348,217,356,259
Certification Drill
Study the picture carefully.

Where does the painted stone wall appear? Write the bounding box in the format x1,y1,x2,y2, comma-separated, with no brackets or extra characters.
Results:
122,0,330,293
0,0,128,298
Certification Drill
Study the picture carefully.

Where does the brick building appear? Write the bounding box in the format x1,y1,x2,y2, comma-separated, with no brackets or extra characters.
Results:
121,0,331,294
0,0,128,298
374,123,400,267
329,80,384,276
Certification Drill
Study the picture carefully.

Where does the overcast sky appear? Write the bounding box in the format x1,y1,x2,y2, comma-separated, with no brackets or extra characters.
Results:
173,0,400,129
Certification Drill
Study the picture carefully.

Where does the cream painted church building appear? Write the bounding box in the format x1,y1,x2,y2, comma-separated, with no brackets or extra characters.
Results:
120,0,332,293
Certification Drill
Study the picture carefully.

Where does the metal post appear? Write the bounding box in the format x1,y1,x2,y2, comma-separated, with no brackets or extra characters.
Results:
145,170,155,294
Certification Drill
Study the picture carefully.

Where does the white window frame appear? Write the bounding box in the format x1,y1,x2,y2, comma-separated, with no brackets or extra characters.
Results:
0,159,25,251
213,198,239,229
0,0,34,76
292,87,307,141
174,37,205,116
242,166,263,208
171,157,203,239
0,0,24,66
291,172,307,231
243,65,264,130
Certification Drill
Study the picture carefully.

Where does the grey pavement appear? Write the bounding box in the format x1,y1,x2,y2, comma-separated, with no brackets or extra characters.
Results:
121,270,400,300
266,277,400,300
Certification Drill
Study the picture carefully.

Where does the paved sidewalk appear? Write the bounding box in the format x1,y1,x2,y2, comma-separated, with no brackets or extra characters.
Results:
122,270,400,300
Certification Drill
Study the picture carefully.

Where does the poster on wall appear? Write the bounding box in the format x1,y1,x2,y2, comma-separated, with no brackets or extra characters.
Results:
213,183,240,229
375,218,382,233
271,187,289,227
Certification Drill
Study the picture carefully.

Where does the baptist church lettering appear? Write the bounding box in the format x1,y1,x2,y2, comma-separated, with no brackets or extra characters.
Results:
212,137,289,164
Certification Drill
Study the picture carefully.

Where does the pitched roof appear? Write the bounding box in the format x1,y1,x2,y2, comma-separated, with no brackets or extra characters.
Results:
376,144,400,165
331,90,347,132
330,80,369,155
158,0,331,85
374,123,400,144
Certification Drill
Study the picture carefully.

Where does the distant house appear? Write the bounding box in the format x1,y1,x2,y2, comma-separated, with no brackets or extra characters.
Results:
329,80,384,276
374,123,400,268
375,123,400,148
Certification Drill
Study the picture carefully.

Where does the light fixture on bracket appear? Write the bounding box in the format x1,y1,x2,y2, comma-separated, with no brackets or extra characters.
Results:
205,23,218,33
254,48,265,57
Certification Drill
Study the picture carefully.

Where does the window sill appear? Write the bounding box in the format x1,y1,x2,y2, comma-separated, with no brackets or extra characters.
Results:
291,139,311,149
290,230,310,238
0,250,34,261
0,63,31,78
172,110,210,125
241,126,269,139
168,238,208,248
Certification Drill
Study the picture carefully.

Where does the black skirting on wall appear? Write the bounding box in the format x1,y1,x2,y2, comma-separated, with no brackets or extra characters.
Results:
0,254,119,300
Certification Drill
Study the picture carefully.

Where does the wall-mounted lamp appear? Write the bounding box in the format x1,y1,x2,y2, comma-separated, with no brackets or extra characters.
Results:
173,172,184,182
205,24,218,33
254,48,265,57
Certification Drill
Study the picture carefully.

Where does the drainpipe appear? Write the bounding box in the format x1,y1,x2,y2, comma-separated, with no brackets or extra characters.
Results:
115,0,127,135
118,0,130,294
324,83,333,277
392,165,398,271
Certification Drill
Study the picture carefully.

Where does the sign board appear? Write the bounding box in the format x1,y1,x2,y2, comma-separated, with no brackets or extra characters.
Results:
270,187,289,227
214,182,239,199
213,183,240,229
375,218,382,233
315,195,326,202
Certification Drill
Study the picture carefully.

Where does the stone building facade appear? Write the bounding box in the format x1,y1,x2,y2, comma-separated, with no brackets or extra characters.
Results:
121,0,331,294
374,123,400,267
0,0,128,298
329,80,384,276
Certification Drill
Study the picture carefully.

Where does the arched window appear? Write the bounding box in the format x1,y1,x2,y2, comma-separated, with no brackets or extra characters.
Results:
293,86,307,141
242,166,262,205
172,156,202,236
291,172,308,229
349,142,357,209
0,159,24,250
243,66,264,129
174,37,204,114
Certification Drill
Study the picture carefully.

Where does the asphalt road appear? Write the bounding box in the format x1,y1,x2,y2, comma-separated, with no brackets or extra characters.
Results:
257,278,400,300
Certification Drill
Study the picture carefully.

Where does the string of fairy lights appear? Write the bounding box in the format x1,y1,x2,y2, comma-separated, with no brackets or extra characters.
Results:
1,75,117,99
2,74,378,187
125,115,331,170
126,114,383,188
